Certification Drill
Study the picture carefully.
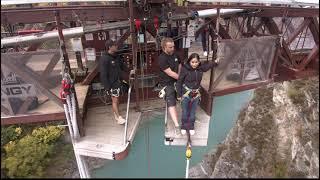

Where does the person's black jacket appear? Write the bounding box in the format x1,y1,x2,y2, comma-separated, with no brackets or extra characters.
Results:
99,52,129,90
176,61,218,98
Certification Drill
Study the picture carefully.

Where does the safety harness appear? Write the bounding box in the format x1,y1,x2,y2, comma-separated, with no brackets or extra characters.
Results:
182,84,201,99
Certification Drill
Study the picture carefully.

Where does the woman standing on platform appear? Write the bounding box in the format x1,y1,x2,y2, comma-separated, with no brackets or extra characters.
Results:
176,53,218,135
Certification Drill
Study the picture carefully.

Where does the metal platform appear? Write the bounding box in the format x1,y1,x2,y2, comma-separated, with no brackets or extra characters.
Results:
164,104,211,146
74,104,142,160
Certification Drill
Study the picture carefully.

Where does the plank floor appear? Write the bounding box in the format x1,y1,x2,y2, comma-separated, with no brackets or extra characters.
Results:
74,103,142,159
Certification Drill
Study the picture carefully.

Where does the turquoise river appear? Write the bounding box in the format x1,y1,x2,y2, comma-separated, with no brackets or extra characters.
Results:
93,90,253,178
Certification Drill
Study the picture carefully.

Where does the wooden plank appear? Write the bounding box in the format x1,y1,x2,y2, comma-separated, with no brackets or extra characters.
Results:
1,55,63,108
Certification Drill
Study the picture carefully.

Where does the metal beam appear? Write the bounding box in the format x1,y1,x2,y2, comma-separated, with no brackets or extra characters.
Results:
26,23,57,52
1,6,129,24
263,17,294,67
187,0,319,7
184,5,318,17
298,45,319,70
81,64,98,85
129,0,140,110
55,10,85,137
308,17,319,47
212,80,272,96
1,20,130,47
286,18,311,45
1,0,126,5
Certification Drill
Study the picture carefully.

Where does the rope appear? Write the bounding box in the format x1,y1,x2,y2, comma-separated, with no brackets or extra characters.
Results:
185,132,192,178
144,18,149,102
206,23,210,62
138,32,145,104
123,83,132,145
147,113,150,176
144,112,151,176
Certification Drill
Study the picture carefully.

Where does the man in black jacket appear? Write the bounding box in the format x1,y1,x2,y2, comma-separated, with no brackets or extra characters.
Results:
99,40,130,125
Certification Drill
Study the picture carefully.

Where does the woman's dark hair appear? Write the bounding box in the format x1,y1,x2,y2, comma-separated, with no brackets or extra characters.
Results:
187,53,201,65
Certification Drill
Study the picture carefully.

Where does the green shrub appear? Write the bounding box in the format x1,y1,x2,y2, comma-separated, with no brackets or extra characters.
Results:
1,126,22,147
2,126,64,178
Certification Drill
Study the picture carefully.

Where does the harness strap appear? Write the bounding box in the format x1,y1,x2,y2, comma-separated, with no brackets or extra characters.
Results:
158,86,167,98
182,84,201,99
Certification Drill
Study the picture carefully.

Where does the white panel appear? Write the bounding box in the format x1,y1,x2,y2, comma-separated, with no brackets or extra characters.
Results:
70,37,83,52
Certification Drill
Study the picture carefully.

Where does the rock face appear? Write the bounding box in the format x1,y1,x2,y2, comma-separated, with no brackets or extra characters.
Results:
189,77,319,178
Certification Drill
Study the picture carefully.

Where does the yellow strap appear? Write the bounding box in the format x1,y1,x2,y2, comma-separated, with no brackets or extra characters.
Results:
182,85,201,99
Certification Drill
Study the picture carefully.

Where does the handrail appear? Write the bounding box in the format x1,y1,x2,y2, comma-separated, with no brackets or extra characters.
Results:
123,84,132,145
123,73,135,145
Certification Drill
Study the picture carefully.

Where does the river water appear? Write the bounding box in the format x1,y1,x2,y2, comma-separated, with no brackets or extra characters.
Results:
93,90,253,178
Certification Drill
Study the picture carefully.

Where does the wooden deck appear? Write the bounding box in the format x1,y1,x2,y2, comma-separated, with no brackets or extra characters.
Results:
74,103,142,160
164,105,211,147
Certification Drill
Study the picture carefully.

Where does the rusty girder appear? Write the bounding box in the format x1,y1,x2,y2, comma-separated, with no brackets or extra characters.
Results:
1,3,318,24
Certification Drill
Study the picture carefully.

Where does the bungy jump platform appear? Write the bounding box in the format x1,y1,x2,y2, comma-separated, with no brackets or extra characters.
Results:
164,103,211,147
74,103,142,160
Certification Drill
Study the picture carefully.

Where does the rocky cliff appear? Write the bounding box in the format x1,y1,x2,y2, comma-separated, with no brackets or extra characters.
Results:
189,77,319,178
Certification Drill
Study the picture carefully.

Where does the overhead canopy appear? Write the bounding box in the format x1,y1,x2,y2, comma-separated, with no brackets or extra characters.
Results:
1,0,125,6
188,0,319,7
